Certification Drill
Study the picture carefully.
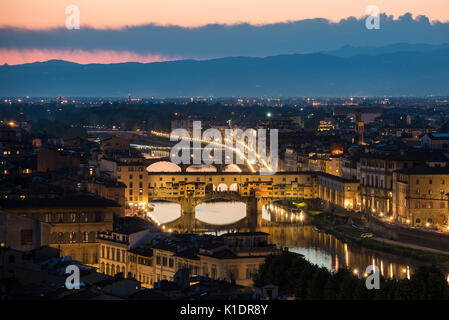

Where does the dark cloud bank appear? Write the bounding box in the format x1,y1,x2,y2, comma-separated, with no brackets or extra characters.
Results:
0,13,449,58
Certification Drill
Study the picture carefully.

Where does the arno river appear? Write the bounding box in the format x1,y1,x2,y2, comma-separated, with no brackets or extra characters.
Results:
148,201,449,280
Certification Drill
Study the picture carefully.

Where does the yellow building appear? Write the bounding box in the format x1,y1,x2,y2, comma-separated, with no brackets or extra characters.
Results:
116,155,148,208
127,247,154,288
152,241,179,282
315,173,360,211
97,226,153,280
393,167,449,229
199,232,281,287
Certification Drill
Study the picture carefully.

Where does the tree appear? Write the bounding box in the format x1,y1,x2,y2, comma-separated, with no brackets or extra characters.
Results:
306,267,330,299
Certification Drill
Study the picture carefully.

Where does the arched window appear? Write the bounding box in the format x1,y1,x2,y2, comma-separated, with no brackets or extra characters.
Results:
217,183,228,192
57,232,64,243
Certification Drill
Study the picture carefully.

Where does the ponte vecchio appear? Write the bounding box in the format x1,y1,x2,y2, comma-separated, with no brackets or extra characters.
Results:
117,160,359,231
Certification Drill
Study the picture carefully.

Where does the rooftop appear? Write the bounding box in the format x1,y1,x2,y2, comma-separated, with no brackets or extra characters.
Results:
221,232,269,237
315,172,359,184
0,194,121,209
396,166,449,175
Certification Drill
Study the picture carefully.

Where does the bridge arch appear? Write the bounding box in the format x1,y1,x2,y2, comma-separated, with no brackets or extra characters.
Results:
205,183,216,192
216,183,228,192
195,201,247,226
147,161,181,172
229,183,238,191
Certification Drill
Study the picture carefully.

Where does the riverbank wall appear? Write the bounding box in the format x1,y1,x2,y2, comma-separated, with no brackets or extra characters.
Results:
368,217,449,253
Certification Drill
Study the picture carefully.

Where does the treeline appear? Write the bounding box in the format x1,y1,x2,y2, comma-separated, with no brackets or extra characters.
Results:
0,102,332,132
30,119,87,139
253,251,449,300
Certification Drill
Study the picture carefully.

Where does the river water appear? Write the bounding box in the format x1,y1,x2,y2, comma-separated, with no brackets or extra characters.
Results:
147,201,448,280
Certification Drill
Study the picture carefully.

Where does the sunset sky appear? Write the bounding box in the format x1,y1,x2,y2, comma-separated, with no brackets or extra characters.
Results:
0,0,448,64
1,0,449,28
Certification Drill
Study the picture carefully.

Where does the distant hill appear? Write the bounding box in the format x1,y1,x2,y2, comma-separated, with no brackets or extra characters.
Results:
323,43,449,57
1,48,448,97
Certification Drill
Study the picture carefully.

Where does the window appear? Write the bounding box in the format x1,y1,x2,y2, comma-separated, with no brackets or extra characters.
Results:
57,232,64,243
69,232,76,243
246,265,257,279
20,229,33,245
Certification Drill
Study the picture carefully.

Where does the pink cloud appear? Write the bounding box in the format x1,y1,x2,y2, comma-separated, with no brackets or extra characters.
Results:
0,48,182,65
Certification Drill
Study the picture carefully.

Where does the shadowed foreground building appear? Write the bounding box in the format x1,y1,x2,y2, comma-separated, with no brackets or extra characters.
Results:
97,230,282,288
0,210,51,251
0,195,119,264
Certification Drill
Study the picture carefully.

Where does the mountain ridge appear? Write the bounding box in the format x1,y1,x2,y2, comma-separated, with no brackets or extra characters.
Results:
1,46,448,97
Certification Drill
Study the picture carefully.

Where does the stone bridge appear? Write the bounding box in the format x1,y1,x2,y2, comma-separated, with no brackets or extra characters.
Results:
148,191,279,232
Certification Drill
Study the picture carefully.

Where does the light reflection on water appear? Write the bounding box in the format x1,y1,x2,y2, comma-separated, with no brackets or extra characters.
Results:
261,225,421,280
148,202,181,223
149,201,448,280
196,202,246,225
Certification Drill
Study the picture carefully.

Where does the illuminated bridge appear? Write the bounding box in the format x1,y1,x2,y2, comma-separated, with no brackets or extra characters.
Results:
117,158,360,231
119,165,315,230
